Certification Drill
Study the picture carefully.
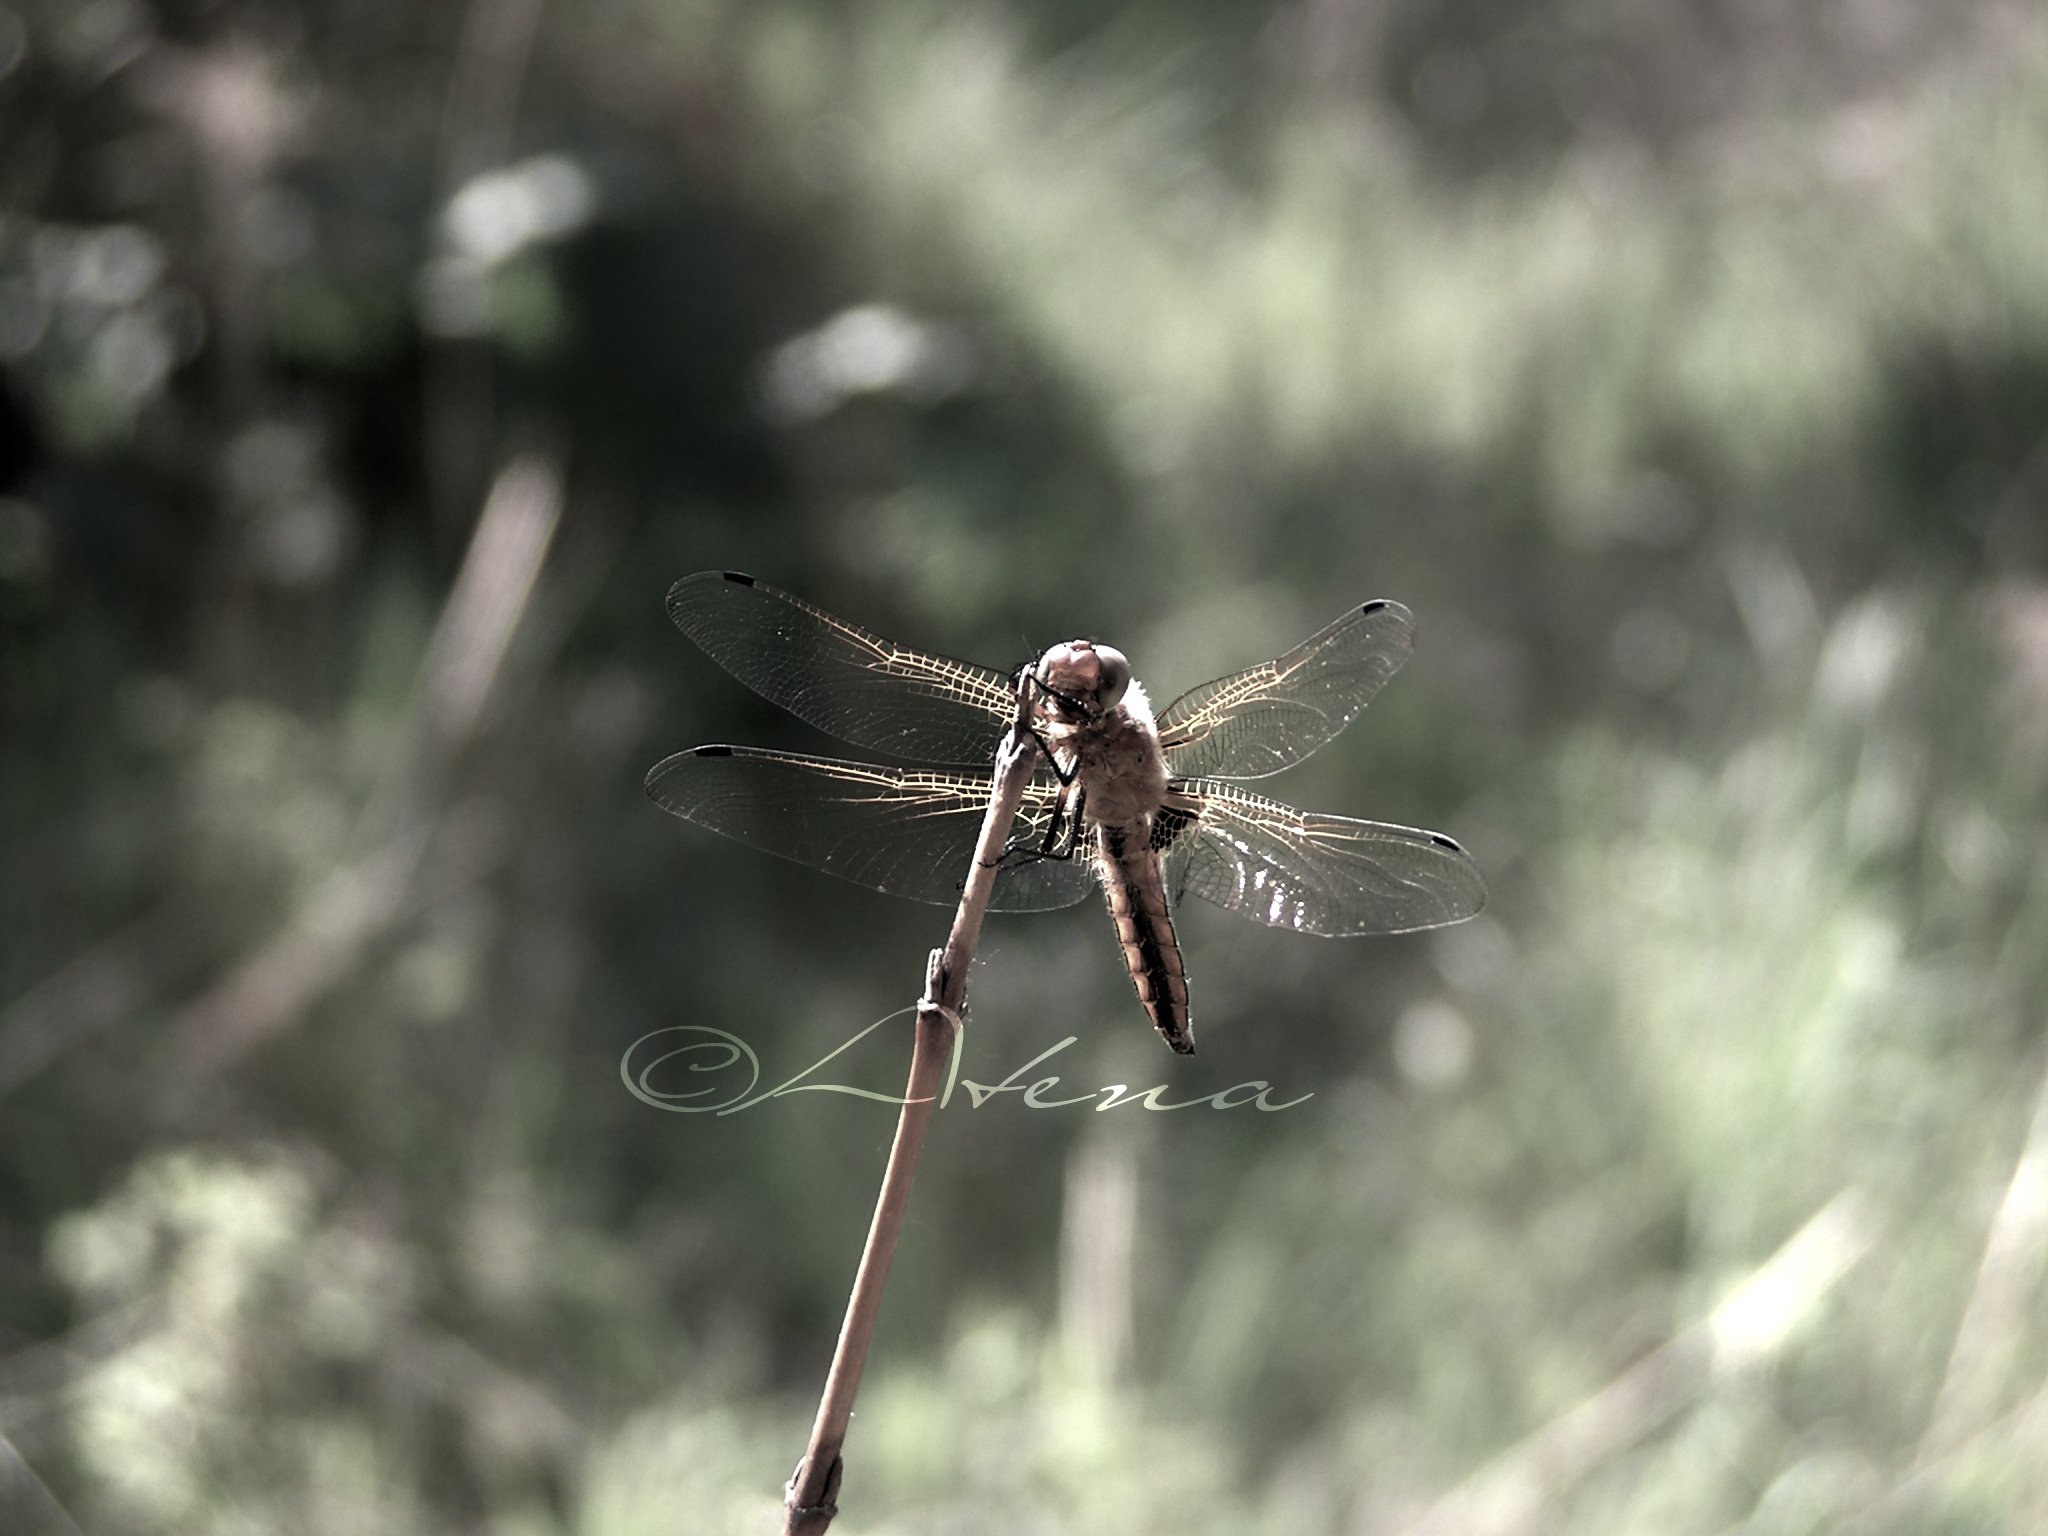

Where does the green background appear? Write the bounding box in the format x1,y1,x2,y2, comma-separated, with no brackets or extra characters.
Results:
4,0,2048,1530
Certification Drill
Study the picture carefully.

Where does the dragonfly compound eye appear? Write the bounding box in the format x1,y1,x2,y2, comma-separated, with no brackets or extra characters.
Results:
1092,645,1131,710
1038,640,1129,714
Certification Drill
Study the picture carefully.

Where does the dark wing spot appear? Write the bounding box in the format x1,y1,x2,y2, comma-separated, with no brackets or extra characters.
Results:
722,570,757,586
693,744,736,758
1360,599,1390,615
1428,832,1465,852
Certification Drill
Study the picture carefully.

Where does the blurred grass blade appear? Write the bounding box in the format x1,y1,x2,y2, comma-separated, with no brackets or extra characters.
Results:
1403,1191,1874,1536
1920,1057,2048,1458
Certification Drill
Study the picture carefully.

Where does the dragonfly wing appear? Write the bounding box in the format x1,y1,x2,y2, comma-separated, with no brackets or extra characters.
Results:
1157,600,1415,779
666,571,1017,764
645,745,1097,912
1163,780,1484,936
1151,801,1202,907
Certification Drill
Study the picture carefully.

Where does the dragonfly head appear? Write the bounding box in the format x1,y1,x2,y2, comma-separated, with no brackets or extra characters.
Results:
1035,640,1131,718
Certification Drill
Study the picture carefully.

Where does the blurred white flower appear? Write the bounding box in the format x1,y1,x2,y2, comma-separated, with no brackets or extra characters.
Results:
1392,999,1475,1092
423,155,596,338
761,303,973,422
441,154,596,267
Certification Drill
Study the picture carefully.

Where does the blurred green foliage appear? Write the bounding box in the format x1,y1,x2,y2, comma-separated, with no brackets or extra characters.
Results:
5,0,2048,1531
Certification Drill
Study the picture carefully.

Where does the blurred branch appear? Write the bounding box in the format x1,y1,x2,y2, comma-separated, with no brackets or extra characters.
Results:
170,452,562,1084
1837,1367,2048,1534
410,451,567,785
0,1422,85,1536
428,0,547,526
411,1324,585,1460
1918,1049,2048,1458
441,0,548,188
1396,1191,1875,1536
141,39,299,420
170,831,428,1082
783,684,1044,1536
0,912,215,1097
1060,1131,1137,1383
2,454,563,1098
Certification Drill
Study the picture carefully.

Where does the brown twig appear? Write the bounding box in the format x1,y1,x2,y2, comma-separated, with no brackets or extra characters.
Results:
782,679,1044,1535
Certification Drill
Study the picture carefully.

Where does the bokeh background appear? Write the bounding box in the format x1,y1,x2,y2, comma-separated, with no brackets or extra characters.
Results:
6,0,2048,1531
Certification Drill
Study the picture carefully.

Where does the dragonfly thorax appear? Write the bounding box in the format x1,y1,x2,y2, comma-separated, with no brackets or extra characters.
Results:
1035,669,1170,830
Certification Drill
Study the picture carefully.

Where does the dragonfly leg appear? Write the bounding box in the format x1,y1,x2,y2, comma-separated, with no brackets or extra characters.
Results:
1026,724,1081,785
1014,668,1086,787
985,787,1086,879
1034,785,1086,857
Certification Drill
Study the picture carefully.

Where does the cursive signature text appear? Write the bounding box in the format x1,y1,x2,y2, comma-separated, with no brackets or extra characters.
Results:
620,1010,1313,1116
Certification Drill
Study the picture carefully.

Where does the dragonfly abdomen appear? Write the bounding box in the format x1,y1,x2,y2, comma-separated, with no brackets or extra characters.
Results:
1098,822,1193,1054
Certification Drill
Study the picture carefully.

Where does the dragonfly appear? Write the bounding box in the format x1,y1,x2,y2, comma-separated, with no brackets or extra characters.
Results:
646,571,1485,1055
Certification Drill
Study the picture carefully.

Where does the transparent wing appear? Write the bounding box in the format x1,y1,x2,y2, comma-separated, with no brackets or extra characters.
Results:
1157,600,1415,779
645,745,1097,912
666,571,1015,764
1160,780,1485,936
